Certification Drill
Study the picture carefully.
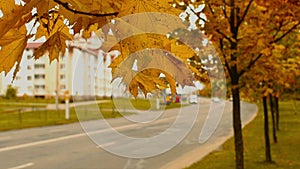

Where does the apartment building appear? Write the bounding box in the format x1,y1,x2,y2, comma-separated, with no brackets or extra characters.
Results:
0,40,124,98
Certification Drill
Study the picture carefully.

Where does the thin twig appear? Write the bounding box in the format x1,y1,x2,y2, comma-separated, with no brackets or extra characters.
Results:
53,0,118,17
271,21,300,44
237,0,254,28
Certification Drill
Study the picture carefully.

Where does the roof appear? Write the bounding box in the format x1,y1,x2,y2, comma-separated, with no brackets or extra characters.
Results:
26,42,43,49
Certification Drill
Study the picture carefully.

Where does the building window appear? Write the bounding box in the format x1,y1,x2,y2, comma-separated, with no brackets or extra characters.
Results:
60,85,66,90
27,55,32,59
16,76,21,80
27,65,31,70
60,64,65,69
34,74,45,79
27,76,32,80
34,85,45,89
60,74,66,79
34,64,45,69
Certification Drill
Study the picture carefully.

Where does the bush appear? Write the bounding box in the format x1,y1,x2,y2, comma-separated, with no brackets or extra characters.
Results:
5,85,17,99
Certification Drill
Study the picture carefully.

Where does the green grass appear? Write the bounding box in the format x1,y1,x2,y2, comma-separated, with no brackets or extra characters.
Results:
0,97,56,104
187,101,300,169
0,98,185,131
98,98,185,110
0,107,132,131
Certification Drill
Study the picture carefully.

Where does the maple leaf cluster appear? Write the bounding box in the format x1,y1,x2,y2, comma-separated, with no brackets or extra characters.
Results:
0,0,209,97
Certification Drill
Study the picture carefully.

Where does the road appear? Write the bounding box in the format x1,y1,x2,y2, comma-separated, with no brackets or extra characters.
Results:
0,98,257,169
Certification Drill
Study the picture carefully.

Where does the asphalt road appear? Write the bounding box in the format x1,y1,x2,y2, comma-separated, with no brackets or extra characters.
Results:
0,98,257,169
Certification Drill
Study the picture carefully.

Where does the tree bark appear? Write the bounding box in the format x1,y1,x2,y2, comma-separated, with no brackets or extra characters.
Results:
275,96,280,131
269,94,278,143
232,77,244,169
263,96,272,162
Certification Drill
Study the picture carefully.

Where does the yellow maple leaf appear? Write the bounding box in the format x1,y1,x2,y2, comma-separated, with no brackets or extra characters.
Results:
0,26,32,78
111,49,195,96
0,0,15,15
34,0,57,16
35,12,71,40
116,0,181,17
58,0,117,37
130,73,158,97
0,0,34,39
169,39,195,59
128,69,174,97
82,23,99,39
61,0,118,15
34,31,72,62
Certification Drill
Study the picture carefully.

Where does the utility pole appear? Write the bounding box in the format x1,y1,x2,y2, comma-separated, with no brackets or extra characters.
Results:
103,53,107,98
65,49,70,119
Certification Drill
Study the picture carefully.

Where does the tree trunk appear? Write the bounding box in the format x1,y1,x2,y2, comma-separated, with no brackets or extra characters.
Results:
275,96,280,131
269,94,278,143
263,96,272,162
232,78,244,169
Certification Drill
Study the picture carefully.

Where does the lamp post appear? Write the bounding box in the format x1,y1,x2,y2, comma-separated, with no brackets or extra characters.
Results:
65,49,71,119
65,90,70,119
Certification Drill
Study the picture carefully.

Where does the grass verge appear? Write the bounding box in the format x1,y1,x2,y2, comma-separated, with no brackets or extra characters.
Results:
187,101,300,169
0,107,133,131
98,98,185,110
0,98,185,131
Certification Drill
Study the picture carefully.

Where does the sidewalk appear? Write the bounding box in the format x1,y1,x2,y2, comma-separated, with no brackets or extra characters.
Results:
0,100,110,114
160,101,258,169
45,100,109,110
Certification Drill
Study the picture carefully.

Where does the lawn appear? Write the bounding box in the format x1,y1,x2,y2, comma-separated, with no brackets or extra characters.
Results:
187,101,300,169
0,97,185,131
0,107,132,131
98,97,184,110
0,97,55,104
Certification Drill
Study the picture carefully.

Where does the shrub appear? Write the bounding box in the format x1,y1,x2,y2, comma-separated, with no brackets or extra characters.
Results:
5,85,17,99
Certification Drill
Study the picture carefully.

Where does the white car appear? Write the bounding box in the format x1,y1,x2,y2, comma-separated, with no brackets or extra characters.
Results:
212,97,220,102
189,95,198,104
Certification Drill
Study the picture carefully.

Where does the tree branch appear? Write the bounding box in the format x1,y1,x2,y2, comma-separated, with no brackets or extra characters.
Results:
272,21,284,39
239,53,262,76
206,2,215,15
222,0,229,19
237,0,254,28
53,0,118,17
219,38,232,76
189,6,207,23
216,29,234,44
271,21,300,44
238,21,300,77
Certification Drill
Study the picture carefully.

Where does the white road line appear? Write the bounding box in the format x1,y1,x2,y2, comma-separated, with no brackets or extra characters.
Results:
0,136,12,141
7,162,34,169
0,133,86,153
0,116,176,153
49,128,66,132
96,142,116,148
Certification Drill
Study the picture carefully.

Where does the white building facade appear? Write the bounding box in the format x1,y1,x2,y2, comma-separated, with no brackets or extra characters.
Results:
0,41,125,98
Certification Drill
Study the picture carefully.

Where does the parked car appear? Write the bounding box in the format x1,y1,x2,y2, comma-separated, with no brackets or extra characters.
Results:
211,97,220,102
175,94,181,103
189,94,198,104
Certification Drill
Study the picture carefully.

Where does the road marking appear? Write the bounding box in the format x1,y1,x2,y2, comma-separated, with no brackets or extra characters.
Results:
49,128,66,133
0,116,176,153
0,133,86,153
96,141,115,148
7,162,34,169
0,136,12,141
